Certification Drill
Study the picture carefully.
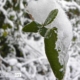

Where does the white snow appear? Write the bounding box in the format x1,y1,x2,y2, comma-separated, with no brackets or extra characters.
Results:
27,0,73,67
0,0,80,80
7,58,18,66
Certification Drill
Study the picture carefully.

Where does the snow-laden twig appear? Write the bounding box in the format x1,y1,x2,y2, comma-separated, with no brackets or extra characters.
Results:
58,0,80,11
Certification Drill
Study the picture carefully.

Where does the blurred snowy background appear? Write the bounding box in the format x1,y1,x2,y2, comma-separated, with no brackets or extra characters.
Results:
0,0,80,80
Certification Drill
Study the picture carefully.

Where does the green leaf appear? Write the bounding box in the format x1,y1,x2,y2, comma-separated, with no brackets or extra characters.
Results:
0,11,5,28
22,21,41,33
2,23,12,30
44,28,64,80
39,27,47,37
9,15,14,20
43,9,58,26
3,31,8,37
0,43,10,58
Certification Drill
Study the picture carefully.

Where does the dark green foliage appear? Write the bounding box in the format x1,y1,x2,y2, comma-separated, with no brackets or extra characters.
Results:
22,21,41,32
0,34,10,58
13,45,24,57
2,23,12,30
0,12,5,28
13,0,20,11
0,0,24,58
44,28,63,80
69,8,80,16
39,27,47,37
0,44,10,57
3,1,12,9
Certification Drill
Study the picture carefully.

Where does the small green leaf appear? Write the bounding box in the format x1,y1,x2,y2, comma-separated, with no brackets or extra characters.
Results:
39,27,47,37
0,11,5,28
9,15,14,20
44,28,64,80
3,31,8,37
2,23,12,30
22,21,41,32
44,9,58,26
2,24,8,30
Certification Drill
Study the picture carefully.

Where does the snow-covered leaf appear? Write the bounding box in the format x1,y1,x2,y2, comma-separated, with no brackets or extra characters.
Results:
44,27,64,80
43,9,58,26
